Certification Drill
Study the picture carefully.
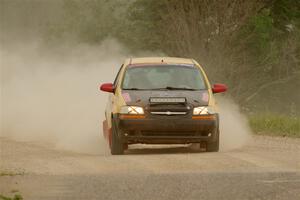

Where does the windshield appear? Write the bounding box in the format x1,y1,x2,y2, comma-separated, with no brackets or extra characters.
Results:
122,65,207,90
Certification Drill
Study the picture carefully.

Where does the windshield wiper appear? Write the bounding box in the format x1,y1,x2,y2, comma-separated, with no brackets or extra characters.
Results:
122,88,141,90
123,88,152,90
151,86,198,91
123,87,199,91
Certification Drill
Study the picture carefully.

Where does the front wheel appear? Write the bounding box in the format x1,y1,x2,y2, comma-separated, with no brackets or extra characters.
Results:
110,120,124,155
206,130,219,152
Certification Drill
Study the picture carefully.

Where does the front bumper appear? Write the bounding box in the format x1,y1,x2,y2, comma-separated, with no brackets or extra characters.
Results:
114,114,219,144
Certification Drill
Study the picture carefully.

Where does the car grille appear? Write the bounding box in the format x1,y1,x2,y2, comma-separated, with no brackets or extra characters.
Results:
148,104,190,116
150,111,187,115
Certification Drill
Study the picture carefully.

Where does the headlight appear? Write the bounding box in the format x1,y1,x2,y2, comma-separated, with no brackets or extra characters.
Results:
120,106,144,115
193,106,215,115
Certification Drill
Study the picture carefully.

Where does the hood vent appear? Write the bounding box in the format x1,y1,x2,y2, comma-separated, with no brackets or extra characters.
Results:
149,97,186,104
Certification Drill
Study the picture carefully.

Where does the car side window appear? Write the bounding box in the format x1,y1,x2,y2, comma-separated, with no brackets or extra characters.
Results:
113,64,124,86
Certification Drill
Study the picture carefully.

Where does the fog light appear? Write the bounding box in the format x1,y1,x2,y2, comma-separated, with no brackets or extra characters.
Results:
120,106,144,115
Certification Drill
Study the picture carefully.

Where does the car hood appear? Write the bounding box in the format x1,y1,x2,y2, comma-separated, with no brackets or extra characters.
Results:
121,90,209,107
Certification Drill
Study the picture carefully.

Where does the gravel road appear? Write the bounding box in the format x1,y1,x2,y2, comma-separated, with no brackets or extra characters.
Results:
0,136,299,200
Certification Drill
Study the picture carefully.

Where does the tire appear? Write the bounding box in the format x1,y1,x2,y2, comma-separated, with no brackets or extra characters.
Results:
110,120,124,155
206,130,219,152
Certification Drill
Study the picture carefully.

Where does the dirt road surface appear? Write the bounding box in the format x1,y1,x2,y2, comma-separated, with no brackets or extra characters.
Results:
0,136,300,200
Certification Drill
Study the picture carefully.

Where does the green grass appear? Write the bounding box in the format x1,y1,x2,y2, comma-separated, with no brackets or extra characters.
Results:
0,171,24,199
0,194,23,200
0,171,24,177
249,113,300,138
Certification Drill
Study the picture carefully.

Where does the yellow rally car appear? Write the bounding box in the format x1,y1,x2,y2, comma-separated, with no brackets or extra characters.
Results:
100,57,227,155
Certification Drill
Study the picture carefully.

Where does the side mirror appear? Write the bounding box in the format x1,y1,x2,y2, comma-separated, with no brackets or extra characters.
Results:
100,83,114,93
212,83,227,93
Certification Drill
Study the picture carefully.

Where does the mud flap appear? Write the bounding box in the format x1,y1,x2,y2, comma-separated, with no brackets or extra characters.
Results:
102,120,112,149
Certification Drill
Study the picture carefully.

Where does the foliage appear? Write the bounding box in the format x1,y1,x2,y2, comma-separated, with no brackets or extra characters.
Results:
233,1,300,105
118,0,165,51
118,1,299,113
44,0,130,44
1,0,299,115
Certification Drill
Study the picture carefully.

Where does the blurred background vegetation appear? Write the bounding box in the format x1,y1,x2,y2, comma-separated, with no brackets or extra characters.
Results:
1,0,299,136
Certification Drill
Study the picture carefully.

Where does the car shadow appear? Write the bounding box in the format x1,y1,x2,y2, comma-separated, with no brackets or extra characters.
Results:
125,144,206,155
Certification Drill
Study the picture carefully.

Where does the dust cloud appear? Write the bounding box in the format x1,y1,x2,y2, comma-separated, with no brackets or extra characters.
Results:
218,97,252,151
1,40,252,154
1,39,125,154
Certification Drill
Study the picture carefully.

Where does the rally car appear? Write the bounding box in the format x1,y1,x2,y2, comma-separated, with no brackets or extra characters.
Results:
100,57,227,155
